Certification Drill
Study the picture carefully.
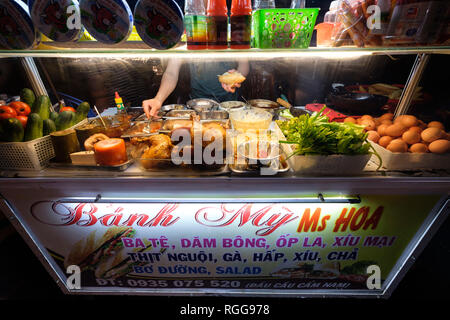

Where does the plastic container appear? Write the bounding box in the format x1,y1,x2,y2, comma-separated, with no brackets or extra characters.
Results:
184,0,207,49
0,0,41,50
0,119,87,171
133,0,184,50
230,0,252,49
275,124,371,175
369,141,450,171
253,0,275,9
290,0,306,8
253,8,320,49
229,108,273,132
385,0,446,46
207,0,228,49
79,0,133,44
29,0,83,42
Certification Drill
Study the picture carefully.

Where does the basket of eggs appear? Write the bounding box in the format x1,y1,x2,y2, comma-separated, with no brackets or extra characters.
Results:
343,113,450,170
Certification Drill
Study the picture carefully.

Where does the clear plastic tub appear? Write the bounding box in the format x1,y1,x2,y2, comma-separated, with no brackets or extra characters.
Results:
229,108,273,132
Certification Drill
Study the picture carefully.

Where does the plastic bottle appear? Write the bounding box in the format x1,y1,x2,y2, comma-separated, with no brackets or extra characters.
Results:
184,0,207,49
315,0,339,47
324,1,339,23
115,92,127,114
206,0,228,49
253,0,275,9
230,0,252,49
290,0,306,8
251,0,275,47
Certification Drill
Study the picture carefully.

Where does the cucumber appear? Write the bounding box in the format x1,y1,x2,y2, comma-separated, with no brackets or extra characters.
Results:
20,88,35,107
32,95,51,120
43,118,56,136
24,113,43,141
55,110,75,131
49,111,59,122
1,118,24,142
73,101,90,124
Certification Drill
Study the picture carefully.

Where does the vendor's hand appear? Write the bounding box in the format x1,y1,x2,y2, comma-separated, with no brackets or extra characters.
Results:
221,69,242,93
142,98,162,119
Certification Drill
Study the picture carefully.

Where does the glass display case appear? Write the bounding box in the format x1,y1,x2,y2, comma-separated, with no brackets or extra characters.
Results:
0,0,449,299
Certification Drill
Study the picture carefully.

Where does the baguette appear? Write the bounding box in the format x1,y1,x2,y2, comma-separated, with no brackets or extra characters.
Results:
218,71,246,85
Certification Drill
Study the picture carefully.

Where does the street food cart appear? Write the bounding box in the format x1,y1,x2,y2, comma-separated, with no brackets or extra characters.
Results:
0,0,449,299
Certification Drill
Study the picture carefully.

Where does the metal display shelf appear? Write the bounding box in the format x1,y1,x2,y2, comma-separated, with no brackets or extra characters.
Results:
0,45,449,58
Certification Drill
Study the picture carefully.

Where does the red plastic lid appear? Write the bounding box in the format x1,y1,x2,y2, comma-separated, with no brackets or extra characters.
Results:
231,0,252,16
115,92,120,99
207,0,228,16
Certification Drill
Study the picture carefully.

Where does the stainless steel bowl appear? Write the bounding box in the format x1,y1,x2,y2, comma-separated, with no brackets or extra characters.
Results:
161,104,186,112
165,109,197,118
219,101,246,112
199,110,229,120
187,98,220,112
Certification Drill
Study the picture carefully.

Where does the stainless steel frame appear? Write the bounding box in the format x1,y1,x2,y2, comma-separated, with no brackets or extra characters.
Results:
394,53,430,118
0,178,448,298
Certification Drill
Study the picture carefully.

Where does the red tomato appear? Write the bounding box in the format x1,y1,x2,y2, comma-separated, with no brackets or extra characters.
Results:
60,106,76,113
9,101,31,116
0,106,17,120
15,115,28,128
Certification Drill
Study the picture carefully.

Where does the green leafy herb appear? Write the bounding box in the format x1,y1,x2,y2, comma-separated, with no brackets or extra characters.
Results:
277,107,371,156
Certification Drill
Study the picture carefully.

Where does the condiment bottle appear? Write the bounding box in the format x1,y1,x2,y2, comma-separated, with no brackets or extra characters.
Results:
230,0,252,49
206,0,228,49
184,0,207,50
115,92,125,112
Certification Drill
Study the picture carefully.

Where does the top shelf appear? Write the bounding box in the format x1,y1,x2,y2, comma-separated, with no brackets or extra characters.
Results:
1,44,450,59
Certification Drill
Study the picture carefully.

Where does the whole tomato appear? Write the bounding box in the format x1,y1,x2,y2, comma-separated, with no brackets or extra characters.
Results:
15,115,28,128
10,101,31,116
0,106,18,120
60,106,76,113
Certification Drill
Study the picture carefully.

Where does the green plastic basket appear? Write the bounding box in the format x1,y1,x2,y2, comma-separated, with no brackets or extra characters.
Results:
253,8,320,49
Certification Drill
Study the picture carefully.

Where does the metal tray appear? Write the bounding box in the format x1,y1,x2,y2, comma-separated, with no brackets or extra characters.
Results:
165,109,197,118
138,158,229,176
121,121,164,138
48,159,134,171
229,155,291,175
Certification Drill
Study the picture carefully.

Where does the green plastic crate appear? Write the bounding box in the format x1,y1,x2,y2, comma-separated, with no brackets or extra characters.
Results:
253,8,320,49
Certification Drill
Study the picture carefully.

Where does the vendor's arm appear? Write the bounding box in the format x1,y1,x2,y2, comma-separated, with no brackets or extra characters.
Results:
142,59,182,118
222,59,249,93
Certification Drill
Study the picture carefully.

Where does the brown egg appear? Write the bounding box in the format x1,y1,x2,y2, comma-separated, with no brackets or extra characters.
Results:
408,126,423,134
377,124,389,136
380,119,393,125
344,117,356,124
360,115,374,121
367,130,380,143
387,139,408,153
421,127,443,143
409,143,428,153
402,130,421,145
378,136,393,148
427,121,445,131
396,115,418,128
428,139,450,154
360,119,376,131
385,123,407,137
380,113,394,121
